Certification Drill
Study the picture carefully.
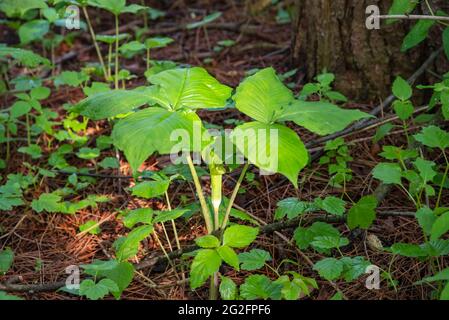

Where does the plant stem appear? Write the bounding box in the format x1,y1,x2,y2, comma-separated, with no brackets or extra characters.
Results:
165,191,181,250
210,173,222,231
146,48,150,70
107,43,112,79
185,154,213,234
436,151,449,208
209,273,218,300
161,222,173,252
141,0,148,29
114,14,120,90
6,127,10,162
82,6,108,81
25,113,31,146
153,232,180,280
221,163,249,230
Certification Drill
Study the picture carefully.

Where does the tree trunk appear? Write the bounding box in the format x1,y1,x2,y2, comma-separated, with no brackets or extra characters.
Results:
291,0,448,100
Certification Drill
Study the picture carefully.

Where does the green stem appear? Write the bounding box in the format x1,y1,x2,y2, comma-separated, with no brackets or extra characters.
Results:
146,48,150,70
25,113,31,146
82,6,108,81
436,152,449,208
221,163,249,230
165,191,181,250
211,173,222,231
141,0,148,29
209,273,218,300
186,154,213,234
114,14,120,90
107,43,112,79
6,127,10,162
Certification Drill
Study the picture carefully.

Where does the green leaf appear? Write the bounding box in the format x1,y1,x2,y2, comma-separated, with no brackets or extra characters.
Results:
131,180,169,199
195,235,220,248
313,258,344,281
19,20,49,44
278,101,373,136
417,268,449,283
144,37,174,49
274,198,310,220
219,276,237,300
317,196,346,216
413,158,436,183
231,122,308,187
431,211,449,241
401,19,435,52
79,220,101,235
443,28,449,60
0,248,14,274
96,261,135,299
18,144,42,159
115,225,153,261
240,275,282,300
392,76,412,100
112,108,204,173
0,46,50,67
414,125,449,150
340,256,372,281
294,222,340,251
79,279,118,300
387,0,419,24
75,89,152,120
76,147,100,160
372,162,402,185
0,291,23,300
148,67,232,110
30,87,51,100
217,246,240,270
391,243,427,257
10,101,31,118
233,67,293,124
374,123,394,143
90,0,126,15
442,282,449,300
153,209,187,223
121,208,153,228
186,12,222,29
190,249,222,289
31,193,64,213
99,157,120,169
239,249,272,271
310,236,349,250
223,225,258,249
0,0,47,17
416,207,436,236
347,195,378,230
54,71,88,87
393,100,414,120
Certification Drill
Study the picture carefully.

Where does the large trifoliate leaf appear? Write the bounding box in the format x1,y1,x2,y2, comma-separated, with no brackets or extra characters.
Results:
112,108,204,173
148,67,232,110
231,122,308,187
74,88,153,120
278,101,373,136
233,67,294,124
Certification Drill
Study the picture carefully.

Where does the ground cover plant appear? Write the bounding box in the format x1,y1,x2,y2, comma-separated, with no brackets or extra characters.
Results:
0,0,449,301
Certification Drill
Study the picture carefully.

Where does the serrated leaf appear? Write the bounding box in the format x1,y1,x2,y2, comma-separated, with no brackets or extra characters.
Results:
219,276,237,300
79,220,101,235
372,162,402,185
317,196,346,216
190,249,222,289
414,125,449,150
431,211,449,241
239,249,272,271
274,198,310,220
19,20,49,44
313,258,344,280
0,248,14,274
240,275,282,300
347,195,378,230
115,225,153,261
416,207,436,236
391,243,427,257
217,246,239,270
195,235,220,248
131,180,169,199
121,208,153,228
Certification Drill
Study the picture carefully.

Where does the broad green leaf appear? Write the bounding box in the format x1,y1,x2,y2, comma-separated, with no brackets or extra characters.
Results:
310,236,349,250
413,158,436,183
374,123,394,143
115,225,154,261
19,20,50,44
99,157,120,169
416,207,436,236
387,0,419,24
195,235,220,248
391,243,427,257
372,162,402,185
145,37,174,49
0,291,23,300
443,282,449,300
0,0,47,17
186,12,222,29
217,246,239,270
131,180,169,199
10,101,31,118
122,4,147,14
54,71,89,87
31,193,64,213
76,147,100,160
30,87,51,100
231,122,308,187
431,211,449,241
223,225,259,249
240,275,282,300
96,33,130,44
313,258,344,281
0,248,14,274
347,195,378,230
379,146,418,161
317,196,346,216
238,249,272,271
121,208,153,228
112,108,204,173
233,67,293,123
421,239,449,257
79,279,118,300
278,101,372,136
190,249,222,289
340,256,372,281
18,144,42,159
392,76,412,100
417,268,449,284
274,198,310,220
401,20,435,52
393,100,414,120
0,46,50,67
294,222,340,251
414,126,449,150
219,276,237,300
148,67,232,110
153,209,187,223
90,0,126,15
75,89,152,120
96,261,135,299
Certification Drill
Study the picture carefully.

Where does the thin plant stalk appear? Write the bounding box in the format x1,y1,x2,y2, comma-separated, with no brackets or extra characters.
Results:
107,43,112,78
161,222,173,252
221,163,249,230
186,153,213,233
141,0,148,29
436,151,449,208
25,113,31,146
153,232,180,281
114,14,120,90
209,273,218,300
82,6,108,81
165,191,181,250
210,173,222,230
146,48,150,70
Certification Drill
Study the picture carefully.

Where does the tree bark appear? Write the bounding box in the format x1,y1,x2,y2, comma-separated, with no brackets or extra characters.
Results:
291,0,448,100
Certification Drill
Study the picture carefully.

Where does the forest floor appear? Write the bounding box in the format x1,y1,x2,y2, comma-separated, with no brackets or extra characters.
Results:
0,0,447,300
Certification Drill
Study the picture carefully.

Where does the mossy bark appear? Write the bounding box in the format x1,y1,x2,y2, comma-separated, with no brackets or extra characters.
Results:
291,0,448,100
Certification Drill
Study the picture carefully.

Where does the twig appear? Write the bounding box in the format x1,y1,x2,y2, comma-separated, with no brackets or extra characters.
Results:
376,14,449,22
